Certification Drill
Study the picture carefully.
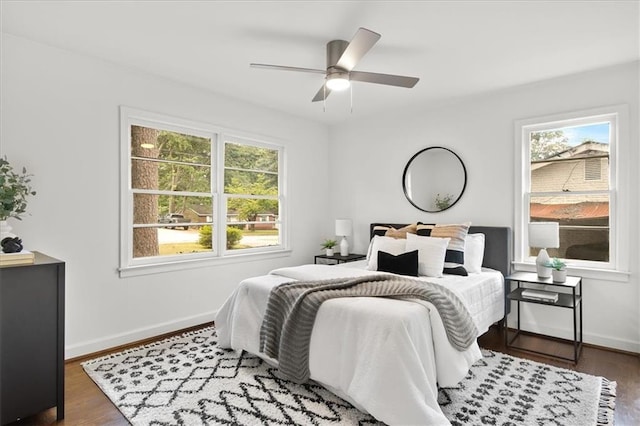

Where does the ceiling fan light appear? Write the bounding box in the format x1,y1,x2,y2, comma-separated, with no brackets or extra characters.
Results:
326,74,350,91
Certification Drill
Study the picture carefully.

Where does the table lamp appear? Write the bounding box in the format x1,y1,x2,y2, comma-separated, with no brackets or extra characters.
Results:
528,222,559,278
335,219,352,256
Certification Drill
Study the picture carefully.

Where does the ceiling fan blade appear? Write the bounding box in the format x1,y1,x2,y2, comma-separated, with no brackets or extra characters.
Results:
335,27,381,71
349,71,419,88
250,63,326,75
312,85,331,102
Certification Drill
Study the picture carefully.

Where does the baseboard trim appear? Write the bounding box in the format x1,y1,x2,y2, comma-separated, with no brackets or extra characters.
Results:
505,319,640,354
503,327,640,357
64,310,218,360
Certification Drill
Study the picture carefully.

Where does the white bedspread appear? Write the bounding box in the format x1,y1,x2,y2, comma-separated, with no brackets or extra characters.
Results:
339,260,505,335
216,264,504,426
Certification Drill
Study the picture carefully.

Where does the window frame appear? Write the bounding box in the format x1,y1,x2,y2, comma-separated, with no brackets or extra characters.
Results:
513,105,630,281
119,107,289,277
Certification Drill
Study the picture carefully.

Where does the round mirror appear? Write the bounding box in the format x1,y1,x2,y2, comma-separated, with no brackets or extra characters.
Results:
402,146,467,212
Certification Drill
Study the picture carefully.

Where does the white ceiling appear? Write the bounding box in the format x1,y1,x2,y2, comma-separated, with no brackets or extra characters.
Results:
2,1,639,125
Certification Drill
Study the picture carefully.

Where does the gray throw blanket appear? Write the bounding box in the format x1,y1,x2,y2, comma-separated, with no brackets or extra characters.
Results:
259,274,479,383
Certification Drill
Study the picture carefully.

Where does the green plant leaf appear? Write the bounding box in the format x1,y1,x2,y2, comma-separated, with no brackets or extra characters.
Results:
0,156,36,220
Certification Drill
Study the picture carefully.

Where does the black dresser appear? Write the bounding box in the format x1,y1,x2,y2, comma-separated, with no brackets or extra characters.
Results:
0,252,65,424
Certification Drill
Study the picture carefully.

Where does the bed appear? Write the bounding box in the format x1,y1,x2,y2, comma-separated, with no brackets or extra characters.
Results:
216,224,511,425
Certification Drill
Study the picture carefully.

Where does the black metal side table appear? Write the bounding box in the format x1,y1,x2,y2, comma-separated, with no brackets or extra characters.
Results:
505,271,583,363
314,253,366,265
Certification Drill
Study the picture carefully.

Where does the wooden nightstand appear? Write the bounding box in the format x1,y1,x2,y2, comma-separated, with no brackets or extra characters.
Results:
314,253,366,265
505,271,583,363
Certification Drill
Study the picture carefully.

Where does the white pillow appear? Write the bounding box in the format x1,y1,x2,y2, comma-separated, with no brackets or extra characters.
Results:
464,233,485,274
405,233,450,277
366,236,407,271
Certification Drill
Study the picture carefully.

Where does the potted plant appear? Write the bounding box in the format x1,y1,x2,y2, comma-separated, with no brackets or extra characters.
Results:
0,157,36,240
546,257,567,283
321,238,337,256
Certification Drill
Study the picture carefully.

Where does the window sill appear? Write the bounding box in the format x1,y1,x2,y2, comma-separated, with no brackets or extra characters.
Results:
119,249,292,278
512,261,630,283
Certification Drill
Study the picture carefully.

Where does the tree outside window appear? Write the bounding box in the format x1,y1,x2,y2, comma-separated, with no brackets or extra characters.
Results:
131,125,212,258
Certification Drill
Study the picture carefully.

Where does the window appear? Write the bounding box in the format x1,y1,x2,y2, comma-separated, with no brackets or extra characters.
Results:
515,105,629,275
224,139,282,252
120,107,286,275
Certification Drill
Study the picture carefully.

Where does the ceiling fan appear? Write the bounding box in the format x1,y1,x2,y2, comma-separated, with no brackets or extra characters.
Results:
250,27,420,102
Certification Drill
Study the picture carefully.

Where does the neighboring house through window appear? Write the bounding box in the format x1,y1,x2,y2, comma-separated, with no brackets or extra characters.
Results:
514,105,629,277
120,107,286,276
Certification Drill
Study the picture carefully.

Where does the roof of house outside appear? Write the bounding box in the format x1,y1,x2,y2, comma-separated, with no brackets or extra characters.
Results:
532,141,609,171
530,201,609,220
187,205,213,216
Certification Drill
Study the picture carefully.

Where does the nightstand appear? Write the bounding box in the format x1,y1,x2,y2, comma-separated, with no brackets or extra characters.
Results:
505,271,583,363
314,253,366,265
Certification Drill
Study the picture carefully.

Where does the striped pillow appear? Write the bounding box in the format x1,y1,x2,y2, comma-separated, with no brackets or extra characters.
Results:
372,223,418,239
416,222,471,276
372,225,393,237
385,223,417,239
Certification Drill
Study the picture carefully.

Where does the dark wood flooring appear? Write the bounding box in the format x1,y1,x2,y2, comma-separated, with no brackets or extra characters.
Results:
9,324,639,425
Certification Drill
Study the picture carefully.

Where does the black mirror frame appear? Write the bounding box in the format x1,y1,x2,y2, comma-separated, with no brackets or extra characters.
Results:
402,146,468,213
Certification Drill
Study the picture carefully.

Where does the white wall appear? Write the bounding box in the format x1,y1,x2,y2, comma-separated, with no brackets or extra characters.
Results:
1,34,331,358
3,33,638,357
329,62,640,353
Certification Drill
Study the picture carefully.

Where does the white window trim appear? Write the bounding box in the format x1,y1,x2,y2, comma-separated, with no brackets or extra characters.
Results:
119,107,289,277
513,105,630,282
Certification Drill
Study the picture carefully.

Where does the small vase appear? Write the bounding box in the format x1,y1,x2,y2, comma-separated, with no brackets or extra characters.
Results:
325,248,334,256
0,220,16,241
552,268,567,283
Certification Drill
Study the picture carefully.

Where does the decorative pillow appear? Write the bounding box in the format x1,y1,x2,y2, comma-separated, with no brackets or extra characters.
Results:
464,233,485,274
366,236,407,271
367,224,415,262
372,223,418,239
405,233,450,277
384,223,418,239
377,250,419,277
416,222,471,276
372,225,393,237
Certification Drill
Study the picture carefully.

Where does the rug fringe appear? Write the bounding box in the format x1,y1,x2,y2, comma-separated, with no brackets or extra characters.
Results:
597,377,617,426
81,326,215,366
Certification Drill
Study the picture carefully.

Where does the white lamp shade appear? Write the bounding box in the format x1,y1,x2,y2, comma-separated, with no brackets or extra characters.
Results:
326,74,350,91
528,222,559,249
335,219,352,236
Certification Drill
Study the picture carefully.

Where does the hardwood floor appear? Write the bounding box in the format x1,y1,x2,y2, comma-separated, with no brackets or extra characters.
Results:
10,324,639,425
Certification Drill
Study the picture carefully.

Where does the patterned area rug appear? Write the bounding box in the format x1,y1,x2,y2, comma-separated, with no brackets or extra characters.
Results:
82,327,616,425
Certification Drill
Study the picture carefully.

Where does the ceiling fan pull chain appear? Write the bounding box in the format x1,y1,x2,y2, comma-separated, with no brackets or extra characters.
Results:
323,83,326,112
350,83,353,114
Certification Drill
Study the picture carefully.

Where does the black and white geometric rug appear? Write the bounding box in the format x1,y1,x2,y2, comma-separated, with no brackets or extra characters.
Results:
82,327,616,425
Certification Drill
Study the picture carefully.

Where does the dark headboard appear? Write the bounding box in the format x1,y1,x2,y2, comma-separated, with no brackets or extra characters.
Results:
369,223,512,278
